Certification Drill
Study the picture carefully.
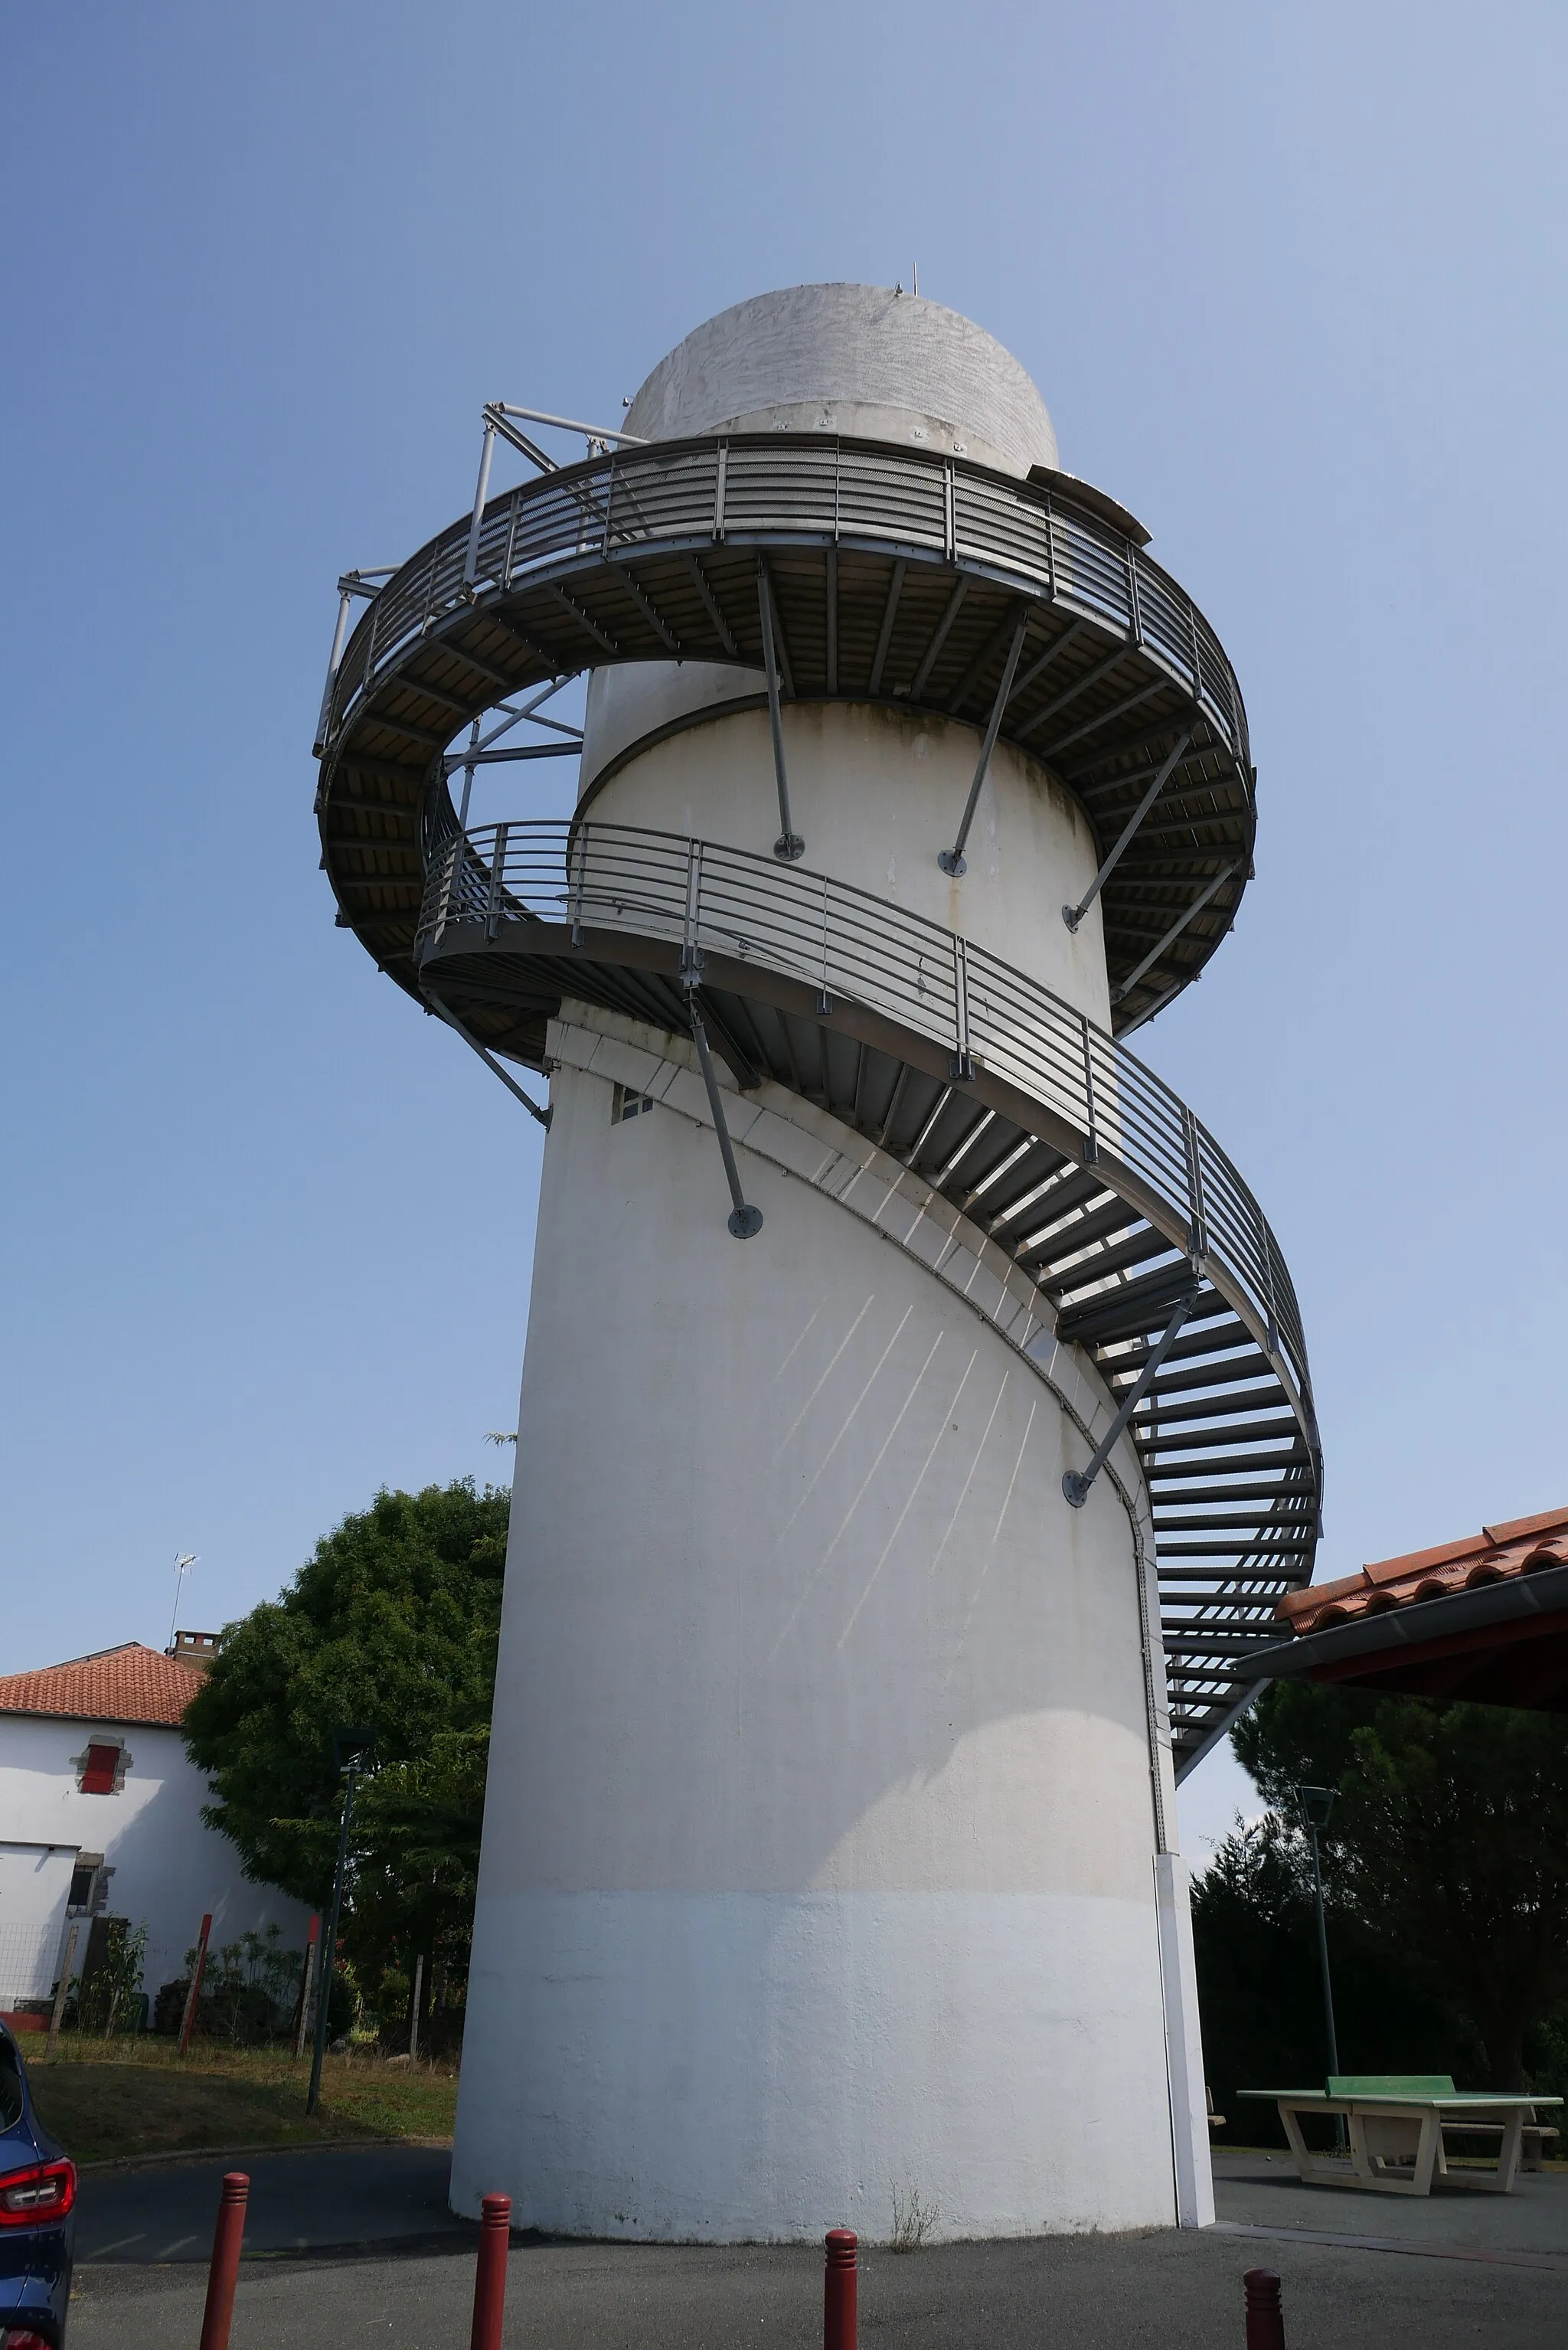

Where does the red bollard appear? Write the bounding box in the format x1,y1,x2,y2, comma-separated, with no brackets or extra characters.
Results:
470,2192,512,2350
198,2172,250,2350
1243,2267,1285,2350
825,2227,858,2350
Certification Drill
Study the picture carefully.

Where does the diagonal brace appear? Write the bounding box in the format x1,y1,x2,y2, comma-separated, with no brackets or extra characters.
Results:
687,992,764,1238
1062,1290,1196,1508
758,563,804,862
427,998,552,1128
461,421,498,593
482,404,557,473
684,554,737,655
1063,730,1191,932
1110,862,1239,1002
939,611,1029,875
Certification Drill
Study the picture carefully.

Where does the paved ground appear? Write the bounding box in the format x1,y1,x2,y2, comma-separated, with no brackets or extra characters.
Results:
74,2143,465,2262
65,2146,1568,2349
1210,2145,1568,2260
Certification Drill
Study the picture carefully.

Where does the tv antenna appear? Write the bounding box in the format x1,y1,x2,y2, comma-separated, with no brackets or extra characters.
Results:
167,1552,198,1652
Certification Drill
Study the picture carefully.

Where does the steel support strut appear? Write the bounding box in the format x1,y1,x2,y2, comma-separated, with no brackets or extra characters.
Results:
489,400,648,449
426,998,552,1128
313,587,355,756
462,420,498,594
1062,1289,1197,1508
686,990,763,1237
759,563,804,861
1111,861,1239,1002
432,721,482,946
939,611,1029,874
1063,730,1191,932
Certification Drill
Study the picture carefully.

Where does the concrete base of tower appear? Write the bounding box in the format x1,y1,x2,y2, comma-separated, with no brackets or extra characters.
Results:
449,1015,1209,2241
452,1886,1180,2239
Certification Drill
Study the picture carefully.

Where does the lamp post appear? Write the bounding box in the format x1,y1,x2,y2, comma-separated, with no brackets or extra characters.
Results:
1295,1784,1340,2080
307,1727,375,2118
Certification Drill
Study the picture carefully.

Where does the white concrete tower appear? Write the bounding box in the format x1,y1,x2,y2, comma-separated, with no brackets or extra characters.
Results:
315,285,1321,2242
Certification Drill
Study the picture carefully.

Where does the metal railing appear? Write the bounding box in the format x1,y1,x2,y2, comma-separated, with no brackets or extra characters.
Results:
322,435,1248,772
420,819,1308,1409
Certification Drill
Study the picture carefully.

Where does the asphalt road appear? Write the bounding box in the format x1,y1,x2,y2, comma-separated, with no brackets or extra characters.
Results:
67,2226,1568,2350
64,2147,1568,2350
74,2143,465,2262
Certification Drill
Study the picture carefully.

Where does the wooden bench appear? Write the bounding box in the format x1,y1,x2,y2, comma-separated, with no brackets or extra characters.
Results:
1439,2117,1560,2171
1237,2074,1563,2196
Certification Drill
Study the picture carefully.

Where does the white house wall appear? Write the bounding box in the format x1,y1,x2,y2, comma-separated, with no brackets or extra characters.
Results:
0,1845,77,2010
0,1715,311,2003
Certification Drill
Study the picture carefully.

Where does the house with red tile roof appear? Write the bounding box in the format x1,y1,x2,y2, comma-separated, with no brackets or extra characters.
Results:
0,1634,310,2026
1250,1508,1568,1711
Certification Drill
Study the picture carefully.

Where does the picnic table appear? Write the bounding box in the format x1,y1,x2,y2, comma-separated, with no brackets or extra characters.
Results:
1237,2074,1562,2196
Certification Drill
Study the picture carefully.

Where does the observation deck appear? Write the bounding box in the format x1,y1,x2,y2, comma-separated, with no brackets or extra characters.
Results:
315,430,1315,1771
316,432,1254,1035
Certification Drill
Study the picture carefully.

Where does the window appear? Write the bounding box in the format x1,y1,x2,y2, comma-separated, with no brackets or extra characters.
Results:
77,1740,125,1796
67,1855,109,1914
612,1084,656,1125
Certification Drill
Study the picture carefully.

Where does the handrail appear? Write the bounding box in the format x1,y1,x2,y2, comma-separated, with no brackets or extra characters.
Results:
320,433,1249,774
418,819,1311,1419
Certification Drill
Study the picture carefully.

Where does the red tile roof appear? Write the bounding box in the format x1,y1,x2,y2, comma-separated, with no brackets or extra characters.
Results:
1279,1507,1568,1638
0,1643,208,1728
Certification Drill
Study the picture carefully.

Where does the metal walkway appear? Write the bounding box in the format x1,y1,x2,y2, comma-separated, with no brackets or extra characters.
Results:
315,432,1254,1035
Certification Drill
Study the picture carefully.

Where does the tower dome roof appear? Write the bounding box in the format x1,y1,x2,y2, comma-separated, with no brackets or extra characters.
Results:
625,283,1057,479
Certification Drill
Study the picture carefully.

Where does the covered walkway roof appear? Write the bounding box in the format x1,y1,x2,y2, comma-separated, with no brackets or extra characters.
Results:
1248,1507,1568,1711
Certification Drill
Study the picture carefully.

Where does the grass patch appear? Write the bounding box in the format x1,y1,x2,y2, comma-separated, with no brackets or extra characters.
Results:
24,2036,458,2165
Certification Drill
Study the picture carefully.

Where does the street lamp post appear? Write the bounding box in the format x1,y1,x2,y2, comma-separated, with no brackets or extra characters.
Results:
1295,1783,1341,2081
306,1727,375,2118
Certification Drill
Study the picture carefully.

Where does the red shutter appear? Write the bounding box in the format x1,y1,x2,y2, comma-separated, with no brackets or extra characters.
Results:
80,1744,119,1795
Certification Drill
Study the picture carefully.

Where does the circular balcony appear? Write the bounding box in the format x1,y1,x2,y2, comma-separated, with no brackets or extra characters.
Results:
415,819,1319,1771
316,432,1256,1035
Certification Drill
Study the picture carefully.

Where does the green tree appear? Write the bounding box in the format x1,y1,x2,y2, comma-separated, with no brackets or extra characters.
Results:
1191,1813,1321,2101
183,1481,508,1997
74,1920,149,2036
1232,1682,1568,2087
1191,1809,1482,2139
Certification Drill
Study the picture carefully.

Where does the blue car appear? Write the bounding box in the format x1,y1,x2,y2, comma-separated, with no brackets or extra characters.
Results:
0,2025,74,2348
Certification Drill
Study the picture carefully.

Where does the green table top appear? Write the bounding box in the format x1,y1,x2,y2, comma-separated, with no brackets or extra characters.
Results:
1238,2090,1561,2108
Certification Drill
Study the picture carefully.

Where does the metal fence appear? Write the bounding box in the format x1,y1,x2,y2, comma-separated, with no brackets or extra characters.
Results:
420,819,1308,1408
0,1919,66,2006
324,435,1247,771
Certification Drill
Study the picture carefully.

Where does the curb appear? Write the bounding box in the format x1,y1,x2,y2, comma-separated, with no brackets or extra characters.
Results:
80,2135,453,2175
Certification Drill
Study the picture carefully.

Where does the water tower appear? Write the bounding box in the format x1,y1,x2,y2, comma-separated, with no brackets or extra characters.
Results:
315,285,1320,2238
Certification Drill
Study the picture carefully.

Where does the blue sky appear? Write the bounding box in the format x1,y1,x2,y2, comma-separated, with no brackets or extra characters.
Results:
3,4,1565,1856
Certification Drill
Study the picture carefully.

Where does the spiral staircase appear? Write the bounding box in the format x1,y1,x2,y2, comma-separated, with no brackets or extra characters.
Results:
315,430,1321,1773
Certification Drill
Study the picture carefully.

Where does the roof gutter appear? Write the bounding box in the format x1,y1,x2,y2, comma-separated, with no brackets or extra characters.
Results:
1249,1561,1568,1680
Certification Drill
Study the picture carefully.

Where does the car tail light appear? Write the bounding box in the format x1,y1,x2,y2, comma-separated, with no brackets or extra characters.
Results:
0,2156,77,2224
3,2332,51,2348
